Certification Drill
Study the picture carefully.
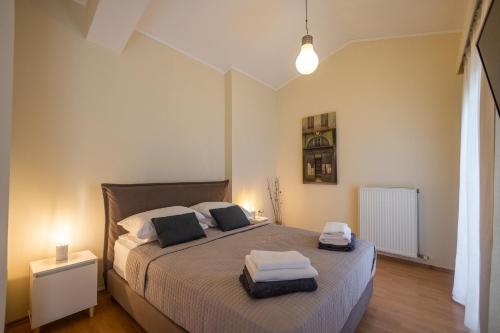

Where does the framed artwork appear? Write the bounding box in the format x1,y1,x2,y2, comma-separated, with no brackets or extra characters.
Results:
302,112,337,184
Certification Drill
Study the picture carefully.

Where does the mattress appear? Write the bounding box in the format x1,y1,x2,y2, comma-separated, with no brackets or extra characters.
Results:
125,222,376,333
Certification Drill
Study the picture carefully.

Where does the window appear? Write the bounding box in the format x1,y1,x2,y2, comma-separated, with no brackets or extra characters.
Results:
321,113,328,127
307,116,314,129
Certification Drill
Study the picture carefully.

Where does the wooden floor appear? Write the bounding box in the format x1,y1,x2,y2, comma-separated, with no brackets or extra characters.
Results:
357,257,467,333
6,257,467,333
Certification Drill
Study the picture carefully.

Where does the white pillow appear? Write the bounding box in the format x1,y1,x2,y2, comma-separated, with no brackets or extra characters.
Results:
118,233,156,247
117,206,206,240
198,217,218,228
190,202,252,227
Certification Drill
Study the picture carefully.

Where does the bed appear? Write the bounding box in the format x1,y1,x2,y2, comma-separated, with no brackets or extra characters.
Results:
102,180,375,333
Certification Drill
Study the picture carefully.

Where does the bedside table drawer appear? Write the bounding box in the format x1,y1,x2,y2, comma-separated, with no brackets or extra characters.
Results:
30,259,97,328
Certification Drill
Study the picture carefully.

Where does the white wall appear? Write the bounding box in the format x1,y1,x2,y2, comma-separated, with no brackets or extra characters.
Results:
277,33,463,269
0,0,14,331
225,70,277,219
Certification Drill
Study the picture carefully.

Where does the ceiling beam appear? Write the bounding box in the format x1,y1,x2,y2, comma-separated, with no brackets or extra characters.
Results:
86,0,150,53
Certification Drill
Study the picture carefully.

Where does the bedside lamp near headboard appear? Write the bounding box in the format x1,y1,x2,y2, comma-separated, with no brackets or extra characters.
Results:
54,228,70,262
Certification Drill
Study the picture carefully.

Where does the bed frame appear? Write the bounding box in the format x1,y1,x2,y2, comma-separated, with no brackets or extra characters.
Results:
102,180,372,333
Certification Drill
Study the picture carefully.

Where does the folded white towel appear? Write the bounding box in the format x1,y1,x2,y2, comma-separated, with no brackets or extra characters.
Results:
319,235,350,246
319,222,352,246
322,222,350,237
320,231,351,242
245,255,318,282
249,250,311,271
320,231,351,239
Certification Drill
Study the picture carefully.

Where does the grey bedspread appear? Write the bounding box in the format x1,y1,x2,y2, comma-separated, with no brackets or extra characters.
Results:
126,223,375,333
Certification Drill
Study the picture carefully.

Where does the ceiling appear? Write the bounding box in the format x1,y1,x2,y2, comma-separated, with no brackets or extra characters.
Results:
133,0,469,89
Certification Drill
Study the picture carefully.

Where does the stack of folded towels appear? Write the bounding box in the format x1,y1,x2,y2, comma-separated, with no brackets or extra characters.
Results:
240,250,318,299
318,222,356,252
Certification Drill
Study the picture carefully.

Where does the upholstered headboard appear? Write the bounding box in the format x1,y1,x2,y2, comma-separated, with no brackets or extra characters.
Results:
101,180,229,282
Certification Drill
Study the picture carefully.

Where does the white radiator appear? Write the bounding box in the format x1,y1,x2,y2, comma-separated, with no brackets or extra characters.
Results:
359,187,419,258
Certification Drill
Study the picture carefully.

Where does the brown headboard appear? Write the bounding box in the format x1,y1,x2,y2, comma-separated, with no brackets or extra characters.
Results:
101,180,229,281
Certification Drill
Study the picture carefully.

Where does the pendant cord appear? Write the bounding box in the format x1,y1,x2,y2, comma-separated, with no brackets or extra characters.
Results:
305,0,309,35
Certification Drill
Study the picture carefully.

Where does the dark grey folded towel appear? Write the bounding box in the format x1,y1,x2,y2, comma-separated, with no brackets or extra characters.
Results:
318,233,356,252
239,266,318,299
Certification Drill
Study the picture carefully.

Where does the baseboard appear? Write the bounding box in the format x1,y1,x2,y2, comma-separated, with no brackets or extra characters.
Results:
4,315,29,328
377,253,454,273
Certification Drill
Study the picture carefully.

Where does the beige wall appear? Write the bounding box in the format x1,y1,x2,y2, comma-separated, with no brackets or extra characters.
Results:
0,0,14,330
225,69,277,219
8,0,225,322
277,33,463,269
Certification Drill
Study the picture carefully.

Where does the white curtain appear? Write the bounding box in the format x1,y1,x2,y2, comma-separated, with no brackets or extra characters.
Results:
453,45,483,332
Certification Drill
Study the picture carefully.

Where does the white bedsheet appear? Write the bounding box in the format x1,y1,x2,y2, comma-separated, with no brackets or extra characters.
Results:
113,237,137,279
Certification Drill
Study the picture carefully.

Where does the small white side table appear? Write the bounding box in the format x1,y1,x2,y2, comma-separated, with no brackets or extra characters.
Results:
29,250,98,332
250,216,269,224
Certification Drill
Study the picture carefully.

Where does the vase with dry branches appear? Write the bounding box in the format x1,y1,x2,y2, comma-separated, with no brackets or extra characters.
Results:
267,177,283,225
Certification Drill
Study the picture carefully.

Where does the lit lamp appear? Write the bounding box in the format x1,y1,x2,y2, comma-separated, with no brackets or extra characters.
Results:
55,230,69,262
295,0,319,75
242,201,256,219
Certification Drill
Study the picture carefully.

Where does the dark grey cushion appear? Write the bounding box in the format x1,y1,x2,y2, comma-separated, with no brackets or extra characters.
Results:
209,205,250,231
152,212,206,248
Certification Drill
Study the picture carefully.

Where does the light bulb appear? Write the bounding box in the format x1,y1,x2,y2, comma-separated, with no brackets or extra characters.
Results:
295,37,318,75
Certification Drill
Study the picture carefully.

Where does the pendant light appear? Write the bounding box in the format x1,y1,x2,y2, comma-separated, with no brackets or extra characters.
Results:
295,0,318,75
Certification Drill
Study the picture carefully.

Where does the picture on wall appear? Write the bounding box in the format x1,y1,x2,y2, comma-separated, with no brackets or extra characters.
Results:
302,112,337,184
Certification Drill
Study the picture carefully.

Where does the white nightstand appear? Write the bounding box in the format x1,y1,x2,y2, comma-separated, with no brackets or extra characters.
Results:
29,250,98,332
250,216,269,224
